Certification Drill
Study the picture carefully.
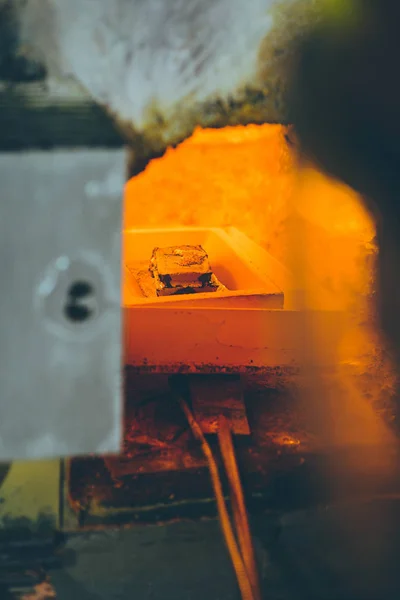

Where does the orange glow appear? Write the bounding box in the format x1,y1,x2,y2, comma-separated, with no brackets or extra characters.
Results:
124,124,395,452
125,124,375,312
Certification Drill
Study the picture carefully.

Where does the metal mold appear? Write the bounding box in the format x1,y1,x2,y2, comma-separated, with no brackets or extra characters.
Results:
124,227,284,308
124,227,344,370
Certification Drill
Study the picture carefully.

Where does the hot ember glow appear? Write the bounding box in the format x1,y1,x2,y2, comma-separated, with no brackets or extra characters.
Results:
125,124,375,312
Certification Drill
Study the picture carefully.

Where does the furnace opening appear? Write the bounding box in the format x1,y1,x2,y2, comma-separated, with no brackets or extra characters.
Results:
124,124,376,313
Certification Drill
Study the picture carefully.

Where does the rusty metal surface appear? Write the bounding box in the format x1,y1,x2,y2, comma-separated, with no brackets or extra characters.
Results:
189,375,250,435
63,370,400,529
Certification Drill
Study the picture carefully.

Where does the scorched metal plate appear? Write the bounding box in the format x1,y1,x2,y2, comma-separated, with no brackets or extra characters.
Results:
0,148,126,460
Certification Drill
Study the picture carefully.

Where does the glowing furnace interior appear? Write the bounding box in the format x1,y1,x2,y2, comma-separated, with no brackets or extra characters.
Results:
124,124,375,315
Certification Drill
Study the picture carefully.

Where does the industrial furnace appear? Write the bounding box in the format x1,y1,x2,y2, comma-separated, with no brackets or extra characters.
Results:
0,1,399,598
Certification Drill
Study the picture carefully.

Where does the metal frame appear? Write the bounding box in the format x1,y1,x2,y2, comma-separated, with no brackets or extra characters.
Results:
0,148,127,461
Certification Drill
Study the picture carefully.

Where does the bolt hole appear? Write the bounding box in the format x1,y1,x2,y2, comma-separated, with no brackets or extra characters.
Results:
64,280,96,323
